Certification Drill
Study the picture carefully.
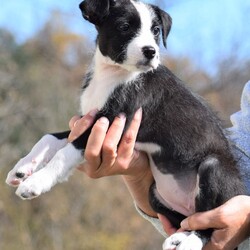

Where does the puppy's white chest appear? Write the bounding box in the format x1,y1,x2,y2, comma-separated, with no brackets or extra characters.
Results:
80,77,115,115
80,50,140,115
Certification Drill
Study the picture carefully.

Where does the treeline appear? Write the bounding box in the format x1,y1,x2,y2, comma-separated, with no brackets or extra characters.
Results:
0,11,250,250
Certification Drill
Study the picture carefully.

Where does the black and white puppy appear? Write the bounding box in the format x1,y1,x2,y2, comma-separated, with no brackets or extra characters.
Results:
6,0,245,249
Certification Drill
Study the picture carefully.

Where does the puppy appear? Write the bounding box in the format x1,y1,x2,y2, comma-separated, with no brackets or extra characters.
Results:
6,0,245,249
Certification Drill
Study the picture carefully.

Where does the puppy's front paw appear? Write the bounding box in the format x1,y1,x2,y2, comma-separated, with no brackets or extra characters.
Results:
163,232,203,250
6,134,67,187
15,173,51,200
6,160,35,187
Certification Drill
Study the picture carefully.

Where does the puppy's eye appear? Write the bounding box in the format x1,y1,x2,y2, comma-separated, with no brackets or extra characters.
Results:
118,23,130,32
153,26,160,36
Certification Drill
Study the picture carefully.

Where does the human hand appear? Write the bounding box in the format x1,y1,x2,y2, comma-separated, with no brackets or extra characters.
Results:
69,109,156,216
69,108,149,178
180,195,250,250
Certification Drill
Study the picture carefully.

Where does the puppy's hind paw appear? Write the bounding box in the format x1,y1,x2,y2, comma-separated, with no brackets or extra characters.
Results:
163,232,203,250
15,174,45,200
163,232,189,250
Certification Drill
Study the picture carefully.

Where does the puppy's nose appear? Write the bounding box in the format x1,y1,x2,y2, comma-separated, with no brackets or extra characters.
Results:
142,46,156,60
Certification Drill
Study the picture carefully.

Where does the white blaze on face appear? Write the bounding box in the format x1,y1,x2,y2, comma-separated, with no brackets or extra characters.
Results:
123,1,160,72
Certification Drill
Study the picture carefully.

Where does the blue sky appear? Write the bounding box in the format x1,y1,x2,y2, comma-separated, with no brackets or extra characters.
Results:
0,0,249,74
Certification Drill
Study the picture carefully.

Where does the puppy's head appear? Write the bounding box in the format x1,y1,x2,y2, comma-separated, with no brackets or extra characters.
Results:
79,0,172,72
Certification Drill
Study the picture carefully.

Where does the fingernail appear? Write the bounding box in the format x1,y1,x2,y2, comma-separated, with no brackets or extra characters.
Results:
89,109,99,117
99,117,109,124
73,120,79,127
180,219,189,230
118,113,126,120
135,107,142,119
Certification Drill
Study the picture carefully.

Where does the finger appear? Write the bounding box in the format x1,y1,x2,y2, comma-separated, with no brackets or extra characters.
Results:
181,209,220,231
68,109,98,142
101,114,126,166
202,241,217,250
158,214,177,235
118,108,142,159
69,116,81,130
202,234,224,250
84,117,110,169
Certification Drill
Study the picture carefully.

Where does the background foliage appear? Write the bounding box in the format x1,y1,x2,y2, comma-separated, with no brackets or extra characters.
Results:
0,8,250,250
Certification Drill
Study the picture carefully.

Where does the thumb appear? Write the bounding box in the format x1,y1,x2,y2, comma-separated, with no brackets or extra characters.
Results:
181,209,218,231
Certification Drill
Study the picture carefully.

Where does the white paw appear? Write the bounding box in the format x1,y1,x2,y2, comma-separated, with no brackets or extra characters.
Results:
15,172,52,200
163,232,203,250
6,159,37,187
6,134,67,187
14,143,82,200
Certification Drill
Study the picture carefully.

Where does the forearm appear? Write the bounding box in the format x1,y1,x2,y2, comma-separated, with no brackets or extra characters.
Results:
122,170,157,218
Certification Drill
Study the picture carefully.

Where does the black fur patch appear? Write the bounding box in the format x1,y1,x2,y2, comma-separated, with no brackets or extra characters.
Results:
97,0,141,63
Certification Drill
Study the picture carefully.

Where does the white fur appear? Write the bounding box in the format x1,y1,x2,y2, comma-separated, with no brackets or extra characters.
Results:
80,47,140,115
6,1,163,203
15,143,82,199
5,2,207,249
135,142,162,154
163,232,204,250
6,134,67,187
80,1,160,114
123,1,160,71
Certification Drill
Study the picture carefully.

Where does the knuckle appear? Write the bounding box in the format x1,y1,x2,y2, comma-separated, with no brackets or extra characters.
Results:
216,209,228,225
69,116,80,129
79,118,91,128
103,143,116,156
84,150,99,162
123,131,135,145
116,158,129,170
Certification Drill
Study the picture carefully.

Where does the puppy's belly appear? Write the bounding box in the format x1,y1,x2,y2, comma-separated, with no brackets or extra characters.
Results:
151,164,199,216
135,142,199,216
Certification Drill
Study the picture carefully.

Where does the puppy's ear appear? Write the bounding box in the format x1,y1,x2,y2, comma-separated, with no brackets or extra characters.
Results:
151,6,172,48
79,0,112,25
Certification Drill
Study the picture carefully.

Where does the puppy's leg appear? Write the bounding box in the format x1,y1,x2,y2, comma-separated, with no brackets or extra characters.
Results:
15,142,82,199
197,155,245,212
195,155,245,240
6,132,69,187
162,154,244,250
14,129,91,199
149,183,204,250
